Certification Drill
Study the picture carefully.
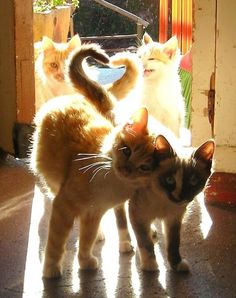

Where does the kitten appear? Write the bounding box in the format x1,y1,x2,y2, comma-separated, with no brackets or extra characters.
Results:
30,45,158,278
34,34,82,111
137,33,185,138
128,136,215,272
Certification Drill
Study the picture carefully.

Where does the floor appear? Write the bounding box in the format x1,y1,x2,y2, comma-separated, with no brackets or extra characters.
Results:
0,152,236,298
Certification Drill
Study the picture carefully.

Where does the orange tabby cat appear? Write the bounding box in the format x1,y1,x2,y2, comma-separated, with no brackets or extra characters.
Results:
30,44,159,278
34,34,81,111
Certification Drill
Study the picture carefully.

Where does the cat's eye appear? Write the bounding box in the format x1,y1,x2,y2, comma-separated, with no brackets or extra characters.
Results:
120,146,131,157
139,164,152,172
162,175,176,192
50,62,58,69
148,58,155,61
165,176,175,185
189,175,199,186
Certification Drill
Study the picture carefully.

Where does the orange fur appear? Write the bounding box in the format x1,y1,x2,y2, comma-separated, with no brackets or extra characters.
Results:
31,69,156,278
34,35,81,111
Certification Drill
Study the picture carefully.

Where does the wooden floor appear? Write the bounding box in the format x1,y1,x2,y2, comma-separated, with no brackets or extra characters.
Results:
0,154,236,298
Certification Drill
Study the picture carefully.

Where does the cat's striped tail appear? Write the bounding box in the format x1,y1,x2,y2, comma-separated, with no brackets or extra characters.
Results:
68,44,115,119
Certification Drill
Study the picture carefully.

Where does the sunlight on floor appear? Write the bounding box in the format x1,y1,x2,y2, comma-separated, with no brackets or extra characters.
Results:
22,186,213,296
23,186,45,297
197,192,213,239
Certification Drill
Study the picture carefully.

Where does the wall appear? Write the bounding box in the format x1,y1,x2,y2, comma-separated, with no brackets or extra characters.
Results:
191,0,215,145
0,1,17,153
192,0,236,173
214,0,236,173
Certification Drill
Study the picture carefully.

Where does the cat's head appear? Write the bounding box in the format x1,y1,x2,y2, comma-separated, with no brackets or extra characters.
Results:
137,32,181,80
151,135,215,205
104,108,156,186
40,35,81,82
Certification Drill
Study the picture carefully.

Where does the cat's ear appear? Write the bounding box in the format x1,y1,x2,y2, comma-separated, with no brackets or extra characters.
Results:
163,36,178,59
125,107,148,135
142,32,153,44
193,140,215,163
68,34,81,50
42,36,55,51
155,135,173,154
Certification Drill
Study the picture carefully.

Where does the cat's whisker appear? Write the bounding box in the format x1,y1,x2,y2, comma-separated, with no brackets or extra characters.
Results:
74,153,112,162
104,170,111,179
89,165,110,182
92,164,111,173
79,161,111,173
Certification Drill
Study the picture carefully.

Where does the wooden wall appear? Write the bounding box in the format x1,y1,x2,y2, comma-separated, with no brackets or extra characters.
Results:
0,0,35,154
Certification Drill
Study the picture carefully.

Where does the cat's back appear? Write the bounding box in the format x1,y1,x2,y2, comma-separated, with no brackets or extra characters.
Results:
31,94,113,194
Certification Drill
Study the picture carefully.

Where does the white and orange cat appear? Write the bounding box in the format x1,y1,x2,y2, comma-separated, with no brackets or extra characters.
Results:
137,33,185,139
68,43,215,274
34,34,142,113
30,43,162,278
34,35,82,111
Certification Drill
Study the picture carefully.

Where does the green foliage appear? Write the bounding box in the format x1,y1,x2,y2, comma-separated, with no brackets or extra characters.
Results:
33,0,52,12
33,0,79,12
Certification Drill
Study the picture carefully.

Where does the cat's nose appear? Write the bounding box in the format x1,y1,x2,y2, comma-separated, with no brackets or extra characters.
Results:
123,166,132,176
56,73,65,81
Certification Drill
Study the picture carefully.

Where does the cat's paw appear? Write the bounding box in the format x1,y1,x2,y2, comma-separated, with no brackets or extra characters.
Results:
79,255,99,270
172,259,190,272
140,258,158,272
119,240,133,253
43,263,62,279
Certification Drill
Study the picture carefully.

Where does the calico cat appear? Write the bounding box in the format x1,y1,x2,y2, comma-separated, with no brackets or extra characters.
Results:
128,136,215,272
137,33,185,138
30,45,159,278
34,34,82,111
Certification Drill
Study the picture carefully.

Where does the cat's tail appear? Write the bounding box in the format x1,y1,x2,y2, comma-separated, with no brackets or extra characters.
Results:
68,44,115,118
106,52,143,100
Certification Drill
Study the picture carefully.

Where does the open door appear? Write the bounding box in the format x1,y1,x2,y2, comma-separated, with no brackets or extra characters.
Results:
193,0,236,205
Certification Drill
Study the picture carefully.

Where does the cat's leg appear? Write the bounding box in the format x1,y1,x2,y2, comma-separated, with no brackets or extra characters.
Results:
43,192,74,278
129,202,158,271
114,203,133,253
78,213,102,270
96,226,105,242
163,217,189,272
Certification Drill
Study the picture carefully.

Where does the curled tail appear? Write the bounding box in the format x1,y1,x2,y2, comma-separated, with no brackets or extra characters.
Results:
68,44,115,118
106,52,142,100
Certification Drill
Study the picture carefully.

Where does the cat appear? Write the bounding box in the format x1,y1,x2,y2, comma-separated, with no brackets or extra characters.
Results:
137,33,186,139
30,44,159,278
35,34,143,114
128,136,215,272
68,45,143,124
34,34,82,111
66,44,215,274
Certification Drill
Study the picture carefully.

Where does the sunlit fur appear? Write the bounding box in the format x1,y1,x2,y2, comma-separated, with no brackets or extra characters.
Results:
34,35,81,111
129,137,215,272
30,78,157,278
137,33,185,137
69,48,144,125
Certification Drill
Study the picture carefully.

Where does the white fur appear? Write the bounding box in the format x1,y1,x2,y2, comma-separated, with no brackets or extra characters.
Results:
137,35,185,139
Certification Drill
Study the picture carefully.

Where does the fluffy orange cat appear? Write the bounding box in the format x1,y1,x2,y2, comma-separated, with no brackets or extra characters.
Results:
30,44,160,278
34,35,82,111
